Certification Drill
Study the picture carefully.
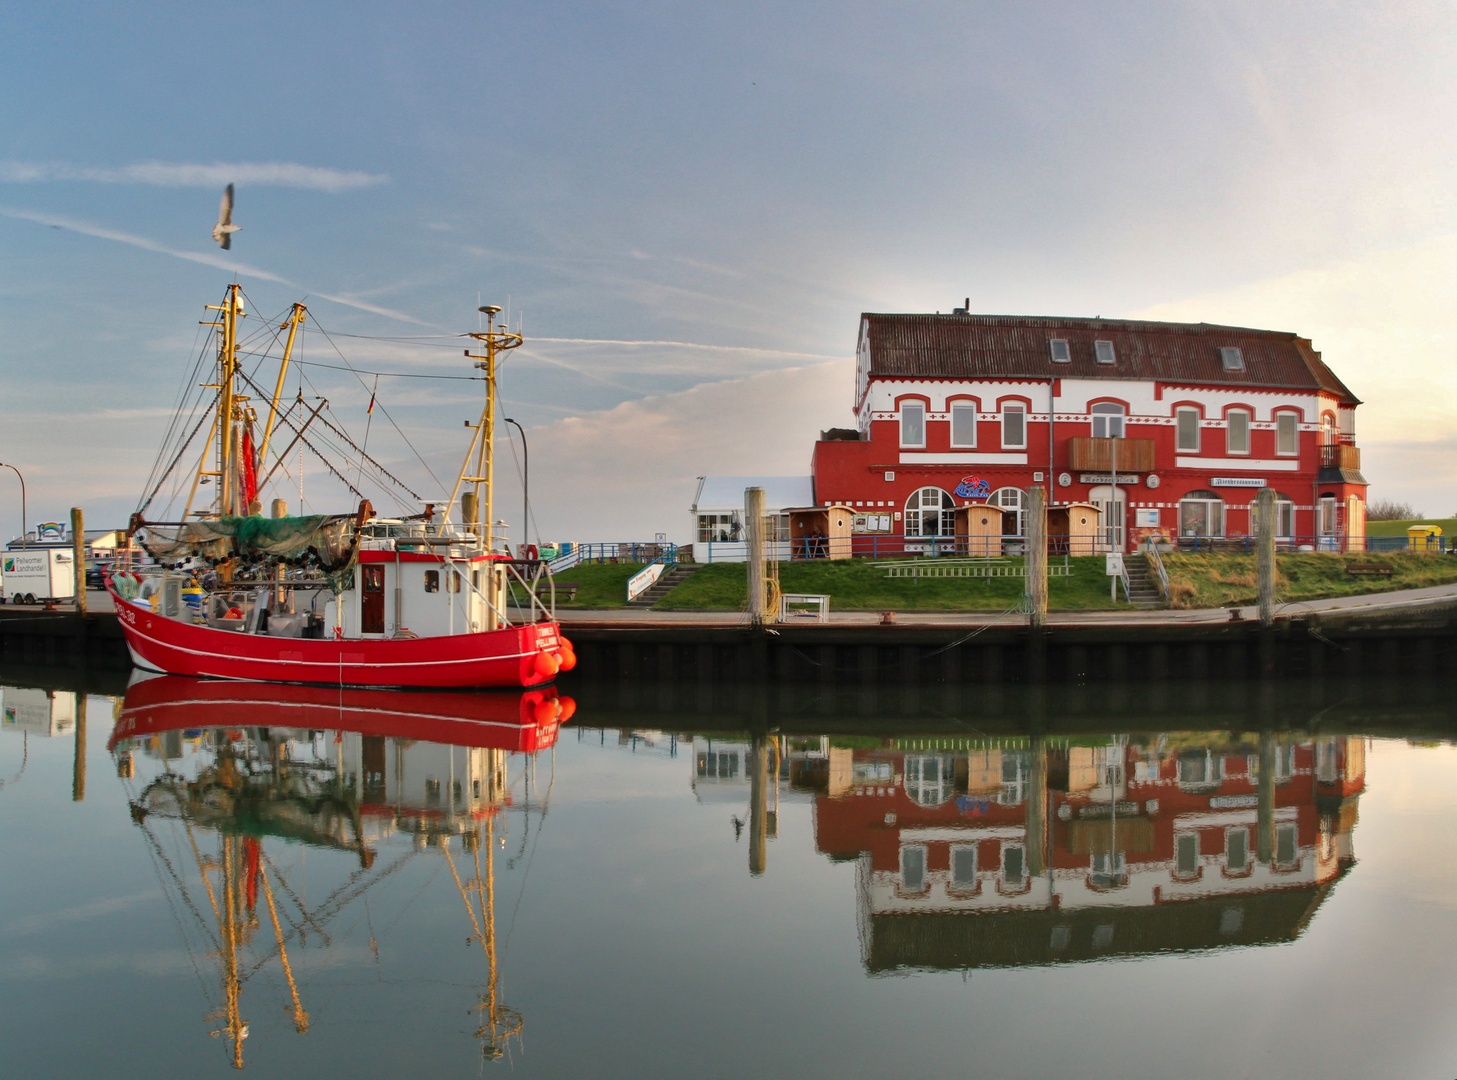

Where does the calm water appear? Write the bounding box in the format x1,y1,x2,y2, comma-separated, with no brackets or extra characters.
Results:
4,673,1457,1078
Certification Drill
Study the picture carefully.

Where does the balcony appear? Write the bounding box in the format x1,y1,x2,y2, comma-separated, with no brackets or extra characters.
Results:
1320,444,1361,470
1067,437,1156,473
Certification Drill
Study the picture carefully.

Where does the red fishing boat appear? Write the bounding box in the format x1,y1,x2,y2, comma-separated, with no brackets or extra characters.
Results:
108,287,574,689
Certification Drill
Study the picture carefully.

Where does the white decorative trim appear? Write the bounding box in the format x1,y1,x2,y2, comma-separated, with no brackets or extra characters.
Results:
899,452,1029,465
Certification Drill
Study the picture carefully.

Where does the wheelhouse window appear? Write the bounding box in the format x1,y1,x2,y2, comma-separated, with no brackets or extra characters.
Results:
1226,409,1251,454
1179,490,1225,538
1276,412,1299,455
900,403,926,447
905,487,955,537
1090,402,1125,439
950,403,978,447
1176,407,1201,453
424,570,440,593
1001,403,1026,449
1094,339,1116,365
1049,338,1070,363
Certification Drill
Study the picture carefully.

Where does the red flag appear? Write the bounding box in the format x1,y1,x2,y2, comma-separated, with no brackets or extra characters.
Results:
240,427,259,508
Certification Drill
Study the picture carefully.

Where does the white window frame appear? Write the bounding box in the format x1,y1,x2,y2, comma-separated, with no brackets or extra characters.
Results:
1001,403,1027,449
1094,339,1116,365
1275,411,1299,456
899,402,926,448
1174,831,1200,879
1225,826,1250,874
899,844,929,894
1049,338,1071,363
1176,407,1201,453
1000,842,1028,892
1226,409,1252,455
1090,402,1126,439
949,843,979,892
905,487,955,539
949,402,978,448
1275,823,1299,869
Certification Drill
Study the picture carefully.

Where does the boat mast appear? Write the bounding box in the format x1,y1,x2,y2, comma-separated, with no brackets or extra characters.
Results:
257,303,307,484
202,284,247,517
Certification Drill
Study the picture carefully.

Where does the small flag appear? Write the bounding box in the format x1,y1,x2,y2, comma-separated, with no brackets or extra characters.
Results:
367,392,376,415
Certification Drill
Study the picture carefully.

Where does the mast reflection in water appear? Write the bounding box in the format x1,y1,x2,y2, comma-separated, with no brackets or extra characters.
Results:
109,676,571,1069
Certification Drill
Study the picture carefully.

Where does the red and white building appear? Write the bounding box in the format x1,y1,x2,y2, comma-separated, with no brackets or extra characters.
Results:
810,312,1368,552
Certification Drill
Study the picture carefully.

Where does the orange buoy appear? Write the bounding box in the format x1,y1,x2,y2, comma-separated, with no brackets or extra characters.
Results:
556,696,577,723
555,646,577,671
532,696,560,725
533,650,560,681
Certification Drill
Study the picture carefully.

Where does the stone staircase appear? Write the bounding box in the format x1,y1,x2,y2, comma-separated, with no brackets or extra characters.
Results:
628,562,702,607
1123,553,1165,609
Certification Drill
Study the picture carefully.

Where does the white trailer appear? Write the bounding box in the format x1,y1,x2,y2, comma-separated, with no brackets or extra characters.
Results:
0,548,76,604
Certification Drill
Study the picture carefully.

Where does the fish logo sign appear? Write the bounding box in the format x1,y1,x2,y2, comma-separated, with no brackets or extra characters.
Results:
954,475,990,499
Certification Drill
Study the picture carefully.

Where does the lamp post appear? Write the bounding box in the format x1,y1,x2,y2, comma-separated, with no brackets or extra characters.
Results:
0,462,26,548
504,418,528,555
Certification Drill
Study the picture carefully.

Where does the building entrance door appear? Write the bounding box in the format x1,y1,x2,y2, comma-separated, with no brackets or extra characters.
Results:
362,565,385,634
1088,485,1125,552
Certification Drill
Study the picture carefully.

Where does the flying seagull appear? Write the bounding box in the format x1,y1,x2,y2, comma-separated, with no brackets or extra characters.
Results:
212,183,240,249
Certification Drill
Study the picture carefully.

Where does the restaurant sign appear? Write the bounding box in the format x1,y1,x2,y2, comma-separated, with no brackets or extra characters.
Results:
954,475,990,499
1211,477,1267,488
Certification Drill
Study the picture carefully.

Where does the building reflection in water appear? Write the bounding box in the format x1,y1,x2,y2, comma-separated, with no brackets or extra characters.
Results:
108,676,572,1069
681,727,1364,970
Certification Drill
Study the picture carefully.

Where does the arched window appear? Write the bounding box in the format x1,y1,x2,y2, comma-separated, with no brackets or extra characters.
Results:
1320,412,1338,446
988,487,1026,536
1090,402,1126,439
1179,490,1225,538
905,487,954,537
1249,492,1295,539
904,755,953,807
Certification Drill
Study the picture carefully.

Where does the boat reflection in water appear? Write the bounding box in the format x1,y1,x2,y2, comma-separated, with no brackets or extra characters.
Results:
109,675,572,1069
693,729,1364,970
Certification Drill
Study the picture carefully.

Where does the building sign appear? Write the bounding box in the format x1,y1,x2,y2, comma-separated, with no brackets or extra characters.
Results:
35,522,65,541
1211,477,1267,488
1079,474,1140,485
953,475,990,498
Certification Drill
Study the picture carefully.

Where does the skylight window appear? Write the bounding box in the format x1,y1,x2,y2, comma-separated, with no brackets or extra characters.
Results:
1050,338,1070,363
1094,340,1116,365
1220,347,1244,371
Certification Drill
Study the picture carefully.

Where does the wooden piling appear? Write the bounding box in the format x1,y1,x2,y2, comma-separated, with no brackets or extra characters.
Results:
1256,487,1276,628
745,486,766,629
70,507,86,616
1026,486,1048,630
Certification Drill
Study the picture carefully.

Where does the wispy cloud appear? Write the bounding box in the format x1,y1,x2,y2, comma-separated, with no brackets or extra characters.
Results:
0,206,429,324
0,160,387,193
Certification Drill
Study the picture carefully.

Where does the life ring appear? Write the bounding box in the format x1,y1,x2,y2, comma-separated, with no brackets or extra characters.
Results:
524,544,539,561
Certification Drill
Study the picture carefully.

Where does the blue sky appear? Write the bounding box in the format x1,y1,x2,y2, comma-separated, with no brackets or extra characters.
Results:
4,1,1457,542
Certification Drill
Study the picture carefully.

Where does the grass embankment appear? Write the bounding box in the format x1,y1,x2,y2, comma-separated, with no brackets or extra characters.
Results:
1366,518,1457,538
538,563,645,608
657,557,1123,612
1161,551,1457,609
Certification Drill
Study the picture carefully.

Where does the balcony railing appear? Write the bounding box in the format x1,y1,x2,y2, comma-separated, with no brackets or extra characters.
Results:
1320,444,1361,470
1066,437,1157,473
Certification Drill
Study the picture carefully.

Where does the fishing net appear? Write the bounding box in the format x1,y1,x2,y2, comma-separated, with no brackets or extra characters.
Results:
137,514,360,573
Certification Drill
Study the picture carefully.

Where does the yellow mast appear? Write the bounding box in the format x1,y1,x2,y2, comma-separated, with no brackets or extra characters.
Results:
202,285,246,517
257,303,307,479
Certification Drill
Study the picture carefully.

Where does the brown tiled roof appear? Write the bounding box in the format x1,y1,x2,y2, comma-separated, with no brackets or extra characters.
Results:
862,313,1360,404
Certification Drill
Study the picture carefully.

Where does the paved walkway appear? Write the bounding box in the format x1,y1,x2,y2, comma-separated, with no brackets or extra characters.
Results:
554,581,1457,629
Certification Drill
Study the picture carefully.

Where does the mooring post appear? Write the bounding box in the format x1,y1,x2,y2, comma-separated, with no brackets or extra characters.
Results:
748,733,768,876
70,507,86,616
745,487,766,629
72,691,86,802
1256,487,1276,628
1025,486,1048,681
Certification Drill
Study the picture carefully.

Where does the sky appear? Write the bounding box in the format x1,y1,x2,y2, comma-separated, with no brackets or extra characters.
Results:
3,0,1457,545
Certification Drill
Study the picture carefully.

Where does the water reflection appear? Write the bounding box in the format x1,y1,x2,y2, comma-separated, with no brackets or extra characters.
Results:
661,725,1365,969
108,676,571,1068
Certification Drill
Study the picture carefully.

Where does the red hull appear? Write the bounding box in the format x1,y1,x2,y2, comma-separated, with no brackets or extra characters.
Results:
108,584,565,689
110,675,568,752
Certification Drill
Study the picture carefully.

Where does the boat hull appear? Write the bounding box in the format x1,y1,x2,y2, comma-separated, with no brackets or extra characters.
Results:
108,585,565,689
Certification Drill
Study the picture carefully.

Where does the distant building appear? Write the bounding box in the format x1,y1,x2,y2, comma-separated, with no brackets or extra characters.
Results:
810,312,1369,553
690,475,812,561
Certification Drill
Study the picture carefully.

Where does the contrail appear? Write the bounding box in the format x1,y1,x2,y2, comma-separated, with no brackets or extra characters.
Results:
0,206,429,325
533,336,841,360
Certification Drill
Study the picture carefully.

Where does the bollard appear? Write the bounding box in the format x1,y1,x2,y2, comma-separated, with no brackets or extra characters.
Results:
70,507,86,615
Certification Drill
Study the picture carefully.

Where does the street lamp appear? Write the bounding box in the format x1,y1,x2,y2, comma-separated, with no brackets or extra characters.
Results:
503,418,529,555
0,462,26,548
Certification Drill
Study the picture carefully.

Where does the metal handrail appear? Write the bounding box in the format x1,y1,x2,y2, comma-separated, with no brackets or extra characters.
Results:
1142,536,1170,599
